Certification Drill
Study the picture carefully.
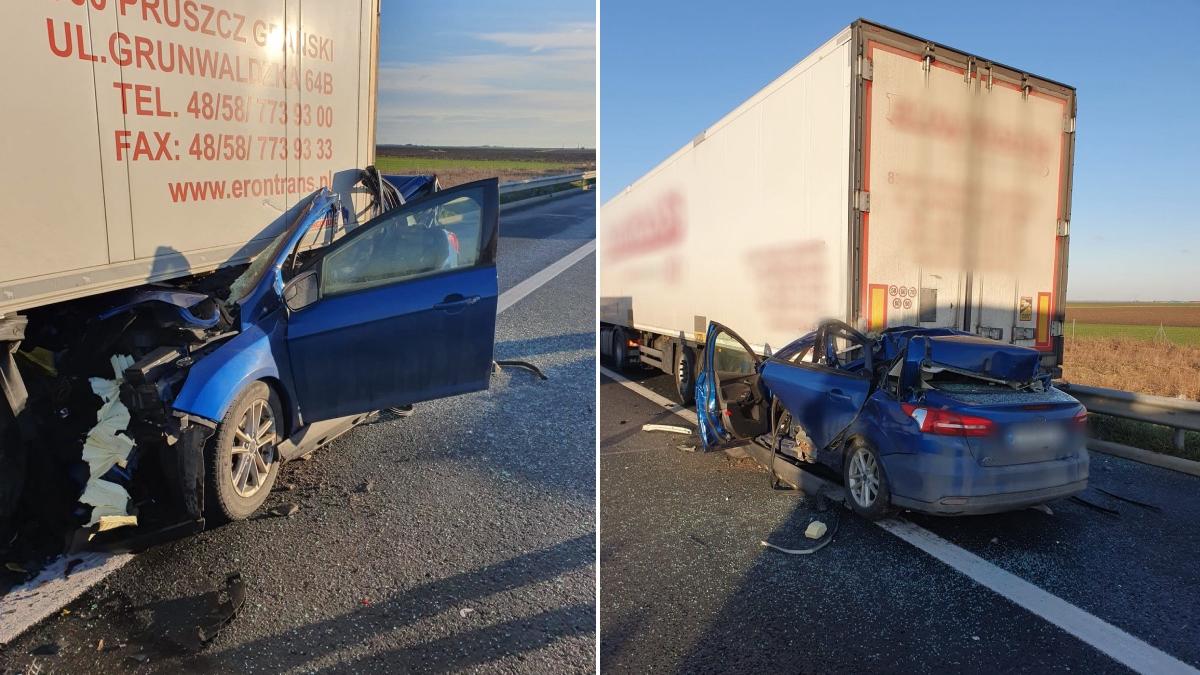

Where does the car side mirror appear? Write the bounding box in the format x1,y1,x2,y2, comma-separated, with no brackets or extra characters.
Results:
283,270,319,311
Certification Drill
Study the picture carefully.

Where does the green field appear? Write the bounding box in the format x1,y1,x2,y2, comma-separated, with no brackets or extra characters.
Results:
374,156,580,173
1067,322,1200,346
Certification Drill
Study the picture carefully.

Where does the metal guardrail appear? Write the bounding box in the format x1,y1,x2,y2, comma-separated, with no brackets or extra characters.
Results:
498,171,596,195
1057,381,1200,451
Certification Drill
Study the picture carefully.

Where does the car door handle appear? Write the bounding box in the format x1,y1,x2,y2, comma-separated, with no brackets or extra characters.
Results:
434,294,481,311
828,389,851,401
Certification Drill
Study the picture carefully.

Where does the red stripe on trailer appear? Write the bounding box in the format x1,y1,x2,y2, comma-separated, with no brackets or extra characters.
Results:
860,63,874,318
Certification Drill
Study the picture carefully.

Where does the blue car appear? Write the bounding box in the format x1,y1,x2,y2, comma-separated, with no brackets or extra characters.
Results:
696,320,1089,518
106,170,500,524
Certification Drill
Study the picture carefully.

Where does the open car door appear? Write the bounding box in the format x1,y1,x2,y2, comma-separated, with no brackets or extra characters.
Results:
697,322,770,449
761,320,874,450
283,178,499,423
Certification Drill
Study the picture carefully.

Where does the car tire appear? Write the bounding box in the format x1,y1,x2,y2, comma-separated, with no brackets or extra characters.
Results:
674,345,696,406
842,438,891,520
205,381,282,523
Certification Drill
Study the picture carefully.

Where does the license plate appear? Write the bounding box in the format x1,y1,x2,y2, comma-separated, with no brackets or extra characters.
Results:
1008,424,1065,449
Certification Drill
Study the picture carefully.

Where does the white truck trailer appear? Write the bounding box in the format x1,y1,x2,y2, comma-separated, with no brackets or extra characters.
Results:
599,19,1076,404
0,0,379,313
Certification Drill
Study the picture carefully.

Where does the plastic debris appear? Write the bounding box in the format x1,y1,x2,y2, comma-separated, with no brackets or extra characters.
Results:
269,503,299,518
642,424,691,435
1071,495,1119,517
761,512,840,555
676,444,697,453
96,515,139,532
1095,487,1162,512
459,607,475,618
804,521,828,539
146,573,245,652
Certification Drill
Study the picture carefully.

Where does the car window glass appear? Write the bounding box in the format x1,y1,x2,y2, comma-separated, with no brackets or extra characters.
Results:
713,330,756,377
321,188,484,297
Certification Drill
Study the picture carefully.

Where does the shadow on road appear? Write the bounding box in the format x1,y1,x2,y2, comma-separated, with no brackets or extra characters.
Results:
209,533,595,671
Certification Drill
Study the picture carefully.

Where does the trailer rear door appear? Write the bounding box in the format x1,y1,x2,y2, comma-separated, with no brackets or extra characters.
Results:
853,23,1074,366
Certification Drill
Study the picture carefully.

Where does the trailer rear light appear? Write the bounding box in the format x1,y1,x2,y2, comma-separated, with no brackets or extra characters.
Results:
901,404,995,437
627,339,639,348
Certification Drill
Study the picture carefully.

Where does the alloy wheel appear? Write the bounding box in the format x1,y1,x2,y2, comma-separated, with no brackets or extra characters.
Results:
847,446,880,507
229,399,277,498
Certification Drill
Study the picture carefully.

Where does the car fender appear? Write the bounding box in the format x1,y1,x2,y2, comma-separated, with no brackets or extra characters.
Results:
173,322,284,425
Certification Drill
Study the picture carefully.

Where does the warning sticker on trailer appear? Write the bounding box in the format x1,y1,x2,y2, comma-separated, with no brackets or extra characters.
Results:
1019,296,1033,322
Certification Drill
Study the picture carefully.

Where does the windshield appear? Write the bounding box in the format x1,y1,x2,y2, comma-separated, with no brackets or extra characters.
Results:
228,196,318,305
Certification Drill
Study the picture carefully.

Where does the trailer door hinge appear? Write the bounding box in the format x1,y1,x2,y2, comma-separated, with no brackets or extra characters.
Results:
1057,219,1070,236
855,190,870,213
859,56,873,81
1064,117,1076,133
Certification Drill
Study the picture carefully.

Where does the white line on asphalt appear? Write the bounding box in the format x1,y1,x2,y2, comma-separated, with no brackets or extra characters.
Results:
599,448,659,457
877,519,1198,674
498,240,596,314
0,241,599,647
600,366,1199,674
599,367,695,423
0,553,132,645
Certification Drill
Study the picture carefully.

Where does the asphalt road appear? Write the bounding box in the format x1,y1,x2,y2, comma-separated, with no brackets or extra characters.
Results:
0,191,597,674
600,366,1200,674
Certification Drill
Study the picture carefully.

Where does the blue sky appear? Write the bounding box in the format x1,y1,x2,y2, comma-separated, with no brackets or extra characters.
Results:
377,0,594,148
600,0,1200,301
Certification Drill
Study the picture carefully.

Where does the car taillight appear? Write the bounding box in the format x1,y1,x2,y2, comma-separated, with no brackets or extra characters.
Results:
1072,407,1088,428
901,404,995,437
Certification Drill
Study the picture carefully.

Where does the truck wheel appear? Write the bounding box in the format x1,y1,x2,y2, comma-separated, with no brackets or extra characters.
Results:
674,346,696,405
842,438,891,520
611,328,629,372
205,381,282,523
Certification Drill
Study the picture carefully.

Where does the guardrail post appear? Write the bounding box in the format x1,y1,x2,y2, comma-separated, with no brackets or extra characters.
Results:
1173,428,1187,451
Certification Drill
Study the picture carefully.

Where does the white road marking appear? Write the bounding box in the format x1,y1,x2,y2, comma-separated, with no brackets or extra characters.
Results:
601,366,1199,674
878,519,1198,674
497,240,595,313
600,367,695,423
0,553,132,645
599,448,659,457
0,240,598,647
